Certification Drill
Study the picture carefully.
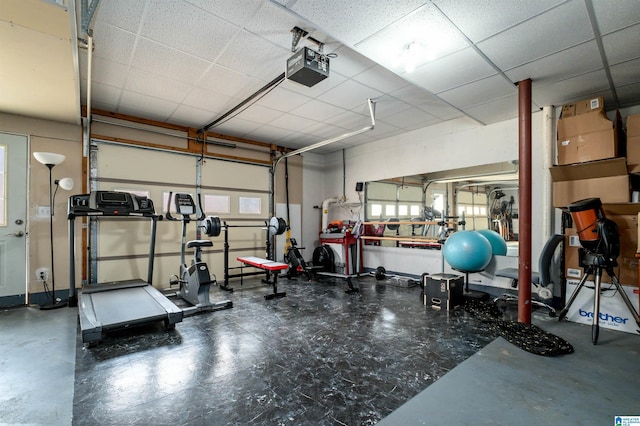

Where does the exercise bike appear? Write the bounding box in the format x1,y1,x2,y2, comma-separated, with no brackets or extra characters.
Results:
165,192,232,315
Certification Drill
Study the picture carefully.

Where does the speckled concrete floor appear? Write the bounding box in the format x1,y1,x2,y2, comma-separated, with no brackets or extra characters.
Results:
72,277,492,425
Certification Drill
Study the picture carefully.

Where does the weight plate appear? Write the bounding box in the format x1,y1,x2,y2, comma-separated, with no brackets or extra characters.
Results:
312,245,334,273
269,216,280,236
204,216,221,237
386,218,400,231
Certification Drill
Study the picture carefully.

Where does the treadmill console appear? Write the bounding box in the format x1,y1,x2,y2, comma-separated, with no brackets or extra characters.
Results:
69,191,156,217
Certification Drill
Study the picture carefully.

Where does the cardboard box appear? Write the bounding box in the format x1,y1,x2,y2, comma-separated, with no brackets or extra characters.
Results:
557,128,618,165
627,114,640,137
557,110,612,141
626,135,640,174
564,204,640,286
560,96,604,118
550,158,629,208
626,114,640,173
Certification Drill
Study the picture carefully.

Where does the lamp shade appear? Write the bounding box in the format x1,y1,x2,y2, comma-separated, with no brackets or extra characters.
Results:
33,152,65,166
57,177,74,191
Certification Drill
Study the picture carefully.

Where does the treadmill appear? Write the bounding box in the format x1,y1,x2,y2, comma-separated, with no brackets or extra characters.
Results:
67,191,183,344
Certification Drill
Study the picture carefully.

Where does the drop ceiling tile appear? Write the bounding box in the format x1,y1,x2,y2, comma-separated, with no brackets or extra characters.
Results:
617,82,640,108
602,24,640,66
462,94,519,125
216,29,289,79
125,68,192,103
477,1,594,70
185,0,262,26
130,38,211,84
235,103,285,124
287,0,429,46
211,116,263,136
182,87,238,113
92,0,146,33
370,98,414,120
119,90,178,120
592,0,640,35
505,41,601,84
531,69,610,107
330,46,377,78
269,113,319,132
406,47,496,94
289,100,347,122
317,80,383,110
197,65,264,99
88,56,129,88
416,99,464,121
432,0,566,43
246,124,294,142
438,75,516,109
383,107,440,131
389,85,440,106
326,110,369,129
610,58,640,87
355,3,468,74
302,122,352,139
92,22,136,64
141,0,240,62
255,87,312,113
170,105,219,128
353,65,410,93
82,81,122,106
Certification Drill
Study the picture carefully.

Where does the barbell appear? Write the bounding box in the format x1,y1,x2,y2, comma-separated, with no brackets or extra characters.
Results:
202,215,287,237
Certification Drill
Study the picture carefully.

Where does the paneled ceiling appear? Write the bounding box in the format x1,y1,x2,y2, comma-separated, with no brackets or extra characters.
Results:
2,0,639,153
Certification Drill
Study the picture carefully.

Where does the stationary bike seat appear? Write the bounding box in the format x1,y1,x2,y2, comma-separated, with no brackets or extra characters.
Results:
187,239,213,248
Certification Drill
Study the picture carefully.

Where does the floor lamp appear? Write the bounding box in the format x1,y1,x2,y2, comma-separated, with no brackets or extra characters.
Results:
33,152,74,310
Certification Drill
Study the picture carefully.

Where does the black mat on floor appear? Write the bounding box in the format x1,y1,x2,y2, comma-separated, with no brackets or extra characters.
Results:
73,277,493,425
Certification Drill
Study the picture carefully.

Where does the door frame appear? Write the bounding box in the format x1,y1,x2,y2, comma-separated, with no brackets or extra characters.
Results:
0,132,29,307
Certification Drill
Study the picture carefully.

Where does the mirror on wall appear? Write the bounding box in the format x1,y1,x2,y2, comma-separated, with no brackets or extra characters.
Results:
362,161,519,254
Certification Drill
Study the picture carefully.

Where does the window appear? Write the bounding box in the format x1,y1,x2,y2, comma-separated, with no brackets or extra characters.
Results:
410,205,420,216
398,205,408,216
204,194,230,214
239,197,261,214
370,203,382,217
385,204,396,216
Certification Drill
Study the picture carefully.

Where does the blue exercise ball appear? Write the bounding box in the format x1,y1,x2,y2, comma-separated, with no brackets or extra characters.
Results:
443,230,493,272
476,229,508,256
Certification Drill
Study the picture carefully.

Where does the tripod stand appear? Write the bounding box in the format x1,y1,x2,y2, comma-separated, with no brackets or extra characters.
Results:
558,251,640,344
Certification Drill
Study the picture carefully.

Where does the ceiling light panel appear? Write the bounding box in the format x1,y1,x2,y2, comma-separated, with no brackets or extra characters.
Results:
355,3,468,74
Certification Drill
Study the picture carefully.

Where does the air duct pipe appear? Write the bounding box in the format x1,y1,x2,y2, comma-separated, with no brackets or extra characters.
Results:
321,197,339,231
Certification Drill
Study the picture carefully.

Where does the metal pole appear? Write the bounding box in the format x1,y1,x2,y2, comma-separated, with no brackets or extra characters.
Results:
518,78,532,324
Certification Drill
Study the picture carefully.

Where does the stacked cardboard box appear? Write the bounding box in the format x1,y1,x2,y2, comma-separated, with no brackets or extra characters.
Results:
556,96,619,166
626,114,640,173
550,157,629,208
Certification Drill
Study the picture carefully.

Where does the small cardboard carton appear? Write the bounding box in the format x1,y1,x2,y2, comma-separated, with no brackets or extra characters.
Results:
550,157,629,208
626,114,640,173
560,96,605,118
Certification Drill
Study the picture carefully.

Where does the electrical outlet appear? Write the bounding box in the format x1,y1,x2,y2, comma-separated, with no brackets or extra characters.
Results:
35,267,49,282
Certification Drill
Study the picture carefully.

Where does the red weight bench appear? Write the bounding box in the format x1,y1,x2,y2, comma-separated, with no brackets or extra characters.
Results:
236,256,288,300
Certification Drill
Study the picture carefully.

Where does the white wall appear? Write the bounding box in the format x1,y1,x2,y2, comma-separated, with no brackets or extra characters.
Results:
301,152,327,255
321,110,550,278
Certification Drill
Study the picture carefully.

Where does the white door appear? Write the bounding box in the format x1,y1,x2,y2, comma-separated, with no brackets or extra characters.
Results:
0,133,28,306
